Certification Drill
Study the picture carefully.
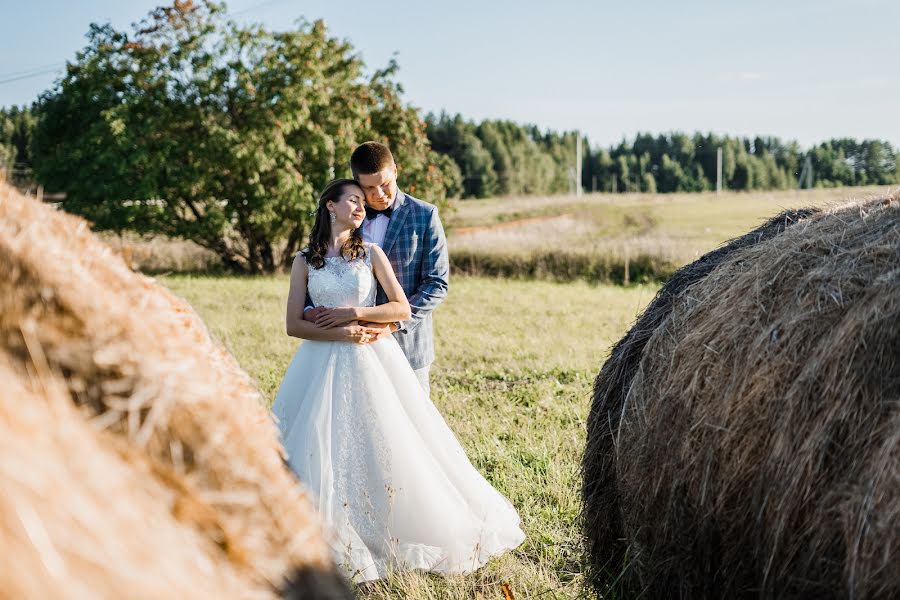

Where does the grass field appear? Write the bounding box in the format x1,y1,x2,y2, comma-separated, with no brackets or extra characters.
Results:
160,274,659,599
445,186,891,233
154,186,897,597
447,186,895,283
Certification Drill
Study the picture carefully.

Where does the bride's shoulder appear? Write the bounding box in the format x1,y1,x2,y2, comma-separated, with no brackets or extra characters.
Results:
365,243,389,266
291,250,309,269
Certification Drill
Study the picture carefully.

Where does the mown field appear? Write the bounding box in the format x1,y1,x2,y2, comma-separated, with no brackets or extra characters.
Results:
446,186,893,283
161,274,657,599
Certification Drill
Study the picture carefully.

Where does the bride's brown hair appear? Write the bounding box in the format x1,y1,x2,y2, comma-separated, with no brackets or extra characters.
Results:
303,178,368,269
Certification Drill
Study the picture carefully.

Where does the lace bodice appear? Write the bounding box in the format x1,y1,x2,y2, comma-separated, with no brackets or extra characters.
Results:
307,247,377,308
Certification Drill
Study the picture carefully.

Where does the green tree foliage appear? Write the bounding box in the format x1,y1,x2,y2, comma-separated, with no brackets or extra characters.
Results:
31,1,451,273
425,113,573,198
425,113,498,198
0,134,13,181
810,138,899,187
539,129,581,194
0,106,35,182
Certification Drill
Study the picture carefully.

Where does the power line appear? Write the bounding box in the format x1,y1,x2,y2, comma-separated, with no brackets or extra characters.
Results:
0,0,286,88
0,62,66,80
0,65,65,86
230,0,288,17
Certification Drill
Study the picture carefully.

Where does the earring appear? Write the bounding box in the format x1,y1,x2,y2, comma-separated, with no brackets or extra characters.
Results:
329,212,336,224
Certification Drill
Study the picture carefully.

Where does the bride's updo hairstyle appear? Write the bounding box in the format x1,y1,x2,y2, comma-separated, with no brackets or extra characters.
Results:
303,178,368,269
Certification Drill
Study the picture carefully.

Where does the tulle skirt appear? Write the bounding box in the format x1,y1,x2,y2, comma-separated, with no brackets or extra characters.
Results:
272,337,525,582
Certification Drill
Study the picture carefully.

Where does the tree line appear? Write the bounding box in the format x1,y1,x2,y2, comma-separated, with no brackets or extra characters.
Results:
425,116,900,197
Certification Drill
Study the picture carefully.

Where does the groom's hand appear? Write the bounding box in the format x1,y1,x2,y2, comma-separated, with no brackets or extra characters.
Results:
358,321,397,340
303,306,327,323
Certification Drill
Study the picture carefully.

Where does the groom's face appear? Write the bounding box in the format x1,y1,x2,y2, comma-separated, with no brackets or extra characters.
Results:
356,164,398,211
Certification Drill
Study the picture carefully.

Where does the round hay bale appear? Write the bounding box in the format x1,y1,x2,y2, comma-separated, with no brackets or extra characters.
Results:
0,359,257,599
583,195,900,598
0,182,352,599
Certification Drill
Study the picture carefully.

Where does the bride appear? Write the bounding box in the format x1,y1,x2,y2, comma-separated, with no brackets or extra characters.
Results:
272,178,525,583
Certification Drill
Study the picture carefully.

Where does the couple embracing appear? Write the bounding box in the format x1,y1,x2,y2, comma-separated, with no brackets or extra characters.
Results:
272,142,525,583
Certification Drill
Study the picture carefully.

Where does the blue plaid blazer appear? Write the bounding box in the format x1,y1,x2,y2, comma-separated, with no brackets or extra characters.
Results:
374,191,449,370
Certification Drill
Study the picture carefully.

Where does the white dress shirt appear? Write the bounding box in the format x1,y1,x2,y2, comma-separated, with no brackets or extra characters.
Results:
361,189,398,248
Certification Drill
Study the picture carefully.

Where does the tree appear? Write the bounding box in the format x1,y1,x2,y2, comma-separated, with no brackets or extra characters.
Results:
0,106,35,183
0,144,12,181
721,142,737,187
424,113,497,198
657,154,683,191
458,132,498,198
615,155,629,192
32,1,453,273
477,121,514,195
0,113,13,179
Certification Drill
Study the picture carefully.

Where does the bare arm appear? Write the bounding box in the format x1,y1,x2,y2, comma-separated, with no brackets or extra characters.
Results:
313,246,411,328
358,245,411,322
285,254,380,342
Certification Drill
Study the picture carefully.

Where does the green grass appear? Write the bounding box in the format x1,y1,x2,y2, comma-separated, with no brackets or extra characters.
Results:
159,274,658,599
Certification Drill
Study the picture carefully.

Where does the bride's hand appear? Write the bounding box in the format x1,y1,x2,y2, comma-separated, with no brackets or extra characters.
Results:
339,324,380,344
315,307,358,329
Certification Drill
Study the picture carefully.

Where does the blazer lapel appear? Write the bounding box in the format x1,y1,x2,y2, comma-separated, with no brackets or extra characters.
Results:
380,191,410,255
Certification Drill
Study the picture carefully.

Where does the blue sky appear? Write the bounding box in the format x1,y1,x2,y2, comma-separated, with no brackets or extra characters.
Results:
2,0,898,149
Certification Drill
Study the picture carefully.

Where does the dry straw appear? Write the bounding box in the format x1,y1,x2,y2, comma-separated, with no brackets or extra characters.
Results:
583,194,900,598
0,359,260,598
0,182,352,599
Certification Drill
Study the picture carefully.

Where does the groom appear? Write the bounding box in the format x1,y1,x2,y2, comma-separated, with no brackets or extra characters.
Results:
306,141,449,393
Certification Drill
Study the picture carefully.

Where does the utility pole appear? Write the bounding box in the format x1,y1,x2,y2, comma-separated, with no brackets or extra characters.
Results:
716,147,723,195
797,155,813,189
575,131,583,197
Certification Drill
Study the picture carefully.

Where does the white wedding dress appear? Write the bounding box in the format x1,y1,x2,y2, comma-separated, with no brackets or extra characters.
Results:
272,246,525,583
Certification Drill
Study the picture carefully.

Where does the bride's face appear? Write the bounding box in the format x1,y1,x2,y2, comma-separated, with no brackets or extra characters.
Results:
327,185,366,229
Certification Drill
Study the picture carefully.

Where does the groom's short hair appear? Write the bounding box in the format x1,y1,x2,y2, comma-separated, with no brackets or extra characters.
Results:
350,141,395,176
